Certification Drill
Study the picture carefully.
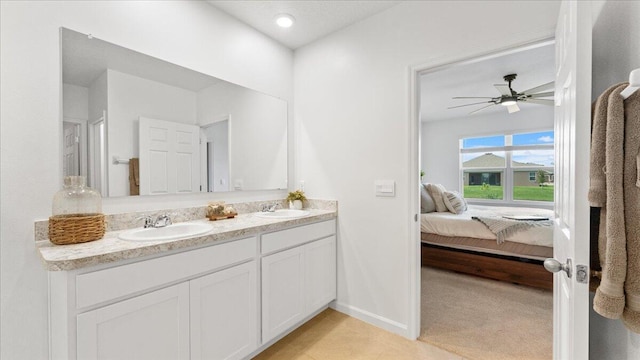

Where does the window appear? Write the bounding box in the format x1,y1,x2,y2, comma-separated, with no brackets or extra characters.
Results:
460,131,554,203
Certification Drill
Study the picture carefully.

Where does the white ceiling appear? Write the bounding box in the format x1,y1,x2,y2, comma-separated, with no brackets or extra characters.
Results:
420,42,556,122
206,0,401,49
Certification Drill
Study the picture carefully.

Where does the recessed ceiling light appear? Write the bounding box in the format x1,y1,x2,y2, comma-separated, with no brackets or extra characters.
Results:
275,13,295,28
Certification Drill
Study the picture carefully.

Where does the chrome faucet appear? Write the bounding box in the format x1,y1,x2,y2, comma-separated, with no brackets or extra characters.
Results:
137,215,154,228
153,214,172,228
261,203,280,212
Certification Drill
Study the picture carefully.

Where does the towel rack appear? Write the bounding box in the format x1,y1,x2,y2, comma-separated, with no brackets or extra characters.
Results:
112,157,130,165
621,68,640,99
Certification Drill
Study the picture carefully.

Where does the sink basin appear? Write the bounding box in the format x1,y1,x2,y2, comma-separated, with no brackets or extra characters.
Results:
119,222,214,242
254,209,310,219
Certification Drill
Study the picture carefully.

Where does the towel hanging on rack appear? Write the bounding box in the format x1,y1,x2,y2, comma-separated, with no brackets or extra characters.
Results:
590,79,640,334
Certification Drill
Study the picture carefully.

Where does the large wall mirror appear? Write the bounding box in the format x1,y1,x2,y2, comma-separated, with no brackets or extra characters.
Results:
61,27,288,197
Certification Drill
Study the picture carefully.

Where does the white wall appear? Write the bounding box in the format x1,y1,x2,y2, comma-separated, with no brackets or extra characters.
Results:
62,83,89,121
294,0,560,337
0,1,292,358
198,82,288,191
88,71,108,126
421,106,554,190
589,1,640,358
107,69,198,197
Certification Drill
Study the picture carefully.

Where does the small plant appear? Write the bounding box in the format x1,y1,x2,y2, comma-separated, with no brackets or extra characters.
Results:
420,170,425,179
286,189,307,202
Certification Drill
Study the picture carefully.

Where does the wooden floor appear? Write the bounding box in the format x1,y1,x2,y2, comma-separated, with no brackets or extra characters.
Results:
253,309,464,360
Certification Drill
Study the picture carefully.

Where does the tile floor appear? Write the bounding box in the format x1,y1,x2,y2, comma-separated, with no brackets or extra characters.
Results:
253,309,465,360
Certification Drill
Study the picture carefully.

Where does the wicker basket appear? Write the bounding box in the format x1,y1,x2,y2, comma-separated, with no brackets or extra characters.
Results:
48,213,106,245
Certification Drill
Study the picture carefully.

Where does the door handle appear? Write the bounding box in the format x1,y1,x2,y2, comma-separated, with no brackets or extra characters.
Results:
544,258,572,278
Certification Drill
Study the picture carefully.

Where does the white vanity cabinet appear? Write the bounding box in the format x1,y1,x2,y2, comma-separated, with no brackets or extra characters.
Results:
260,219,337,344
50,237,258,360
47,216,337,360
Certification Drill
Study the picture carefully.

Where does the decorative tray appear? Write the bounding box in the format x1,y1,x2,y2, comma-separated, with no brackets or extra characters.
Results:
207,212,238,221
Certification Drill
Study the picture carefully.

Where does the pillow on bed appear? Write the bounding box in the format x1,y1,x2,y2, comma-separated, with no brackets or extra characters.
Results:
426,183,448,212
420,184,436,213
443,190,467,214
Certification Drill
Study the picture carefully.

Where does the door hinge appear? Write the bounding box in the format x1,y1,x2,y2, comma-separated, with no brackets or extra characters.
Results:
414,214,418,222
576,265,589,284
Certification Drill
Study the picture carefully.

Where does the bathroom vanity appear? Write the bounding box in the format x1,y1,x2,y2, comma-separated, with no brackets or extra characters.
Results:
38,205,337,360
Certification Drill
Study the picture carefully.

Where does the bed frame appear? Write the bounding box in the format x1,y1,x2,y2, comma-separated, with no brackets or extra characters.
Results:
421,241,553,290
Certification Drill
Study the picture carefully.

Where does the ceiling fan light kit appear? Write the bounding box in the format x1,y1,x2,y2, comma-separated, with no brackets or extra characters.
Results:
449,73,554,115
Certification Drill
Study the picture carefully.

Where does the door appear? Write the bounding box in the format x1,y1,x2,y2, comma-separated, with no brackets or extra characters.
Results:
88,112,107,196
63,122,80,177
261,246,305,343
305,236,337,313
139,117,200,195
77,283,190,360
549,1,592,358
190,261,258,360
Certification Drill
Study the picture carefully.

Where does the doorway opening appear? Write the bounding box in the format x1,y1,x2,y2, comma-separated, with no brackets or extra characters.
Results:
200,118,231,193
415,39,555,360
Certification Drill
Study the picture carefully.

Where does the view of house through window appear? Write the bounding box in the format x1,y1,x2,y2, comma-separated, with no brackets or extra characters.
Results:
460,131,554,203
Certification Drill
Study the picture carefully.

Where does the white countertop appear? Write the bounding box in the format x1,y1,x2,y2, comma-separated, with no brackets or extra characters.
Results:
37,209,336,271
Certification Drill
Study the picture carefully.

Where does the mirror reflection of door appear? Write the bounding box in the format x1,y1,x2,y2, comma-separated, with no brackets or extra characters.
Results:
200,119,230,192
138,117,201,196
62,121,81,177
88,111,107,197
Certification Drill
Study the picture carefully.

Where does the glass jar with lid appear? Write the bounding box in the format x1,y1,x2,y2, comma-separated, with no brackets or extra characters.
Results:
52,176,102,215
49,176,105,245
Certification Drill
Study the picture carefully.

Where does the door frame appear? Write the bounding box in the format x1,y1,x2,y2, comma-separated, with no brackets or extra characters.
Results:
407,37,557,339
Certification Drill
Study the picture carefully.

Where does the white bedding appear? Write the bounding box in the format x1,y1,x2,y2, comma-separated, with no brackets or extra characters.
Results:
420,205,554,247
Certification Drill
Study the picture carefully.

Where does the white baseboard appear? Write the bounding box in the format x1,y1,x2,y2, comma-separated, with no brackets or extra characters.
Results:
330,301,411,339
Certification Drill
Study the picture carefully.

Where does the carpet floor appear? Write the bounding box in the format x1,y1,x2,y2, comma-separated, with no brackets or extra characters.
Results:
420,266,553,360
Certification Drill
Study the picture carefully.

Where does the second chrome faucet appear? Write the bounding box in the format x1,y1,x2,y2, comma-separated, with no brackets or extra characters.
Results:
139,214,173,228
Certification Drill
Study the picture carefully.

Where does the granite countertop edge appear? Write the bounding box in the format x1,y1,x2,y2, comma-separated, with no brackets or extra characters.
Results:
37,210,336,271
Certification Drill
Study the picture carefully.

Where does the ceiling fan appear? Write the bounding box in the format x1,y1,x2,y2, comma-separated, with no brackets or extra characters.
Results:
449,73,554,115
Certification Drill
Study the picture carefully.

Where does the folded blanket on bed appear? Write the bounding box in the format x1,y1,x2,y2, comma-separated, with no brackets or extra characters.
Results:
472,216,553,244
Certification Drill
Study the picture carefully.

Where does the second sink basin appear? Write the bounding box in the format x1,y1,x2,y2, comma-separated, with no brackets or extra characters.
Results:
119,222,214,242
254,209,310,219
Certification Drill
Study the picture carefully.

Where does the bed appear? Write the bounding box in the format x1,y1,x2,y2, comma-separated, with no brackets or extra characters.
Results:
421,204,554,290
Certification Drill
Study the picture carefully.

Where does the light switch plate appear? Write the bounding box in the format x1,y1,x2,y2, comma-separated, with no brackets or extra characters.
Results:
374,180,395,197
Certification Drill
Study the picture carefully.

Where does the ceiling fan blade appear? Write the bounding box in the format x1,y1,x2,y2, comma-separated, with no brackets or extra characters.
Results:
524,98,554,106
494,84,512,96
507,104,520,114
522,81,554,95
527,91,554,98
452,96,495,99
468,104,495,115
447,101,492,109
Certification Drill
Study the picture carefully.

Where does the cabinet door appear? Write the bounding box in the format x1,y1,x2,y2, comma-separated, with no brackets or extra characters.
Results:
261,246,305,343
190,261,258,360
77,283,189,360
305,236,337,313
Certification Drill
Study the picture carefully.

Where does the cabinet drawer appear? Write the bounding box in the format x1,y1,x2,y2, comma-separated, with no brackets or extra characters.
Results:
261,219,336,254
76,237,256,309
